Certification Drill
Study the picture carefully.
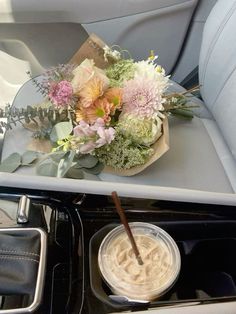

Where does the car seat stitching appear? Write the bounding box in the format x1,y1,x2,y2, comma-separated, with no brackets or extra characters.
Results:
211,63,236,109
0,255,39,263
0,249,39,257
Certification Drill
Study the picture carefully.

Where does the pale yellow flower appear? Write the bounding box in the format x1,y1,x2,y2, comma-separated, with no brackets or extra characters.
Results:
75,108,86,123
71,58,109,94
79,77,106,108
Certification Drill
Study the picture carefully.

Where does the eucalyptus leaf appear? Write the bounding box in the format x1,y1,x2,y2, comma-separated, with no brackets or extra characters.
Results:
82,162,104,175
0,153,21,173
77,154,99,169
22,151,38,165
65,167,84,179
36,160,58,177
49,151,67,163
57,151,75,178
71,161,83,169
50,121,73,142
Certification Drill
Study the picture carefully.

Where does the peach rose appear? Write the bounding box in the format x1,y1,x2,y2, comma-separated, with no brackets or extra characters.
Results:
71,59,109,94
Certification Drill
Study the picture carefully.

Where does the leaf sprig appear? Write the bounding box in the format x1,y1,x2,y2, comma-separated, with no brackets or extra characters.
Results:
0,149,103,180
0,104,75,135
163,85,200,119
36,151,104,179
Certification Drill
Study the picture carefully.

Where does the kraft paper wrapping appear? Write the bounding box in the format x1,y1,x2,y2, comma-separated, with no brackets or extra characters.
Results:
69,33,110,68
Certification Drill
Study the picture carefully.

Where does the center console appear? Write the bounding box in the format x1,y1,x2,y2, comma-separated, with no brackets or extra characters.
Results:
0,189,82,314
0,188,236,313
79,196,236,313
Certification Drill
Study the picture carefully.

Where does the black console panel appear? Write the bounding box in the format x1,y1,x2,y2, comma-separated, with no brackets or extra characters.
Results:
0,187,236,313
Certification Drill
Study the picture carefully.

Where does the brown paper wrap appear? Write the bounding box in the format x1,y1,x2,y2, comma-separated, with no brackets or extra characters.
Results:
104,118,169,176
27,139,52,154
69,33,110,68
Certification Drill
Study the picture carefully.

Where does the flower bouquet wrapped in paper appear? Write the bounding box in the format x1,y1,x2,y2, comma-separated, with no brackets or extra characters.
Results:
0,34,197,179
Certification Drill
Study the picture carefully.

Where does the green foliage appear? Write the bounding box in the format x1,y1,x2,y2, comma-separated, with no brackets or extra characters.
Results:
0,149,104,179
57,150,75,177
75,154,98,168
169,108,194,119
0,151,38,173
0,153,22,172
36,159,58,177
96,131,153,169
50,121,73,142
0,104,73,135
106,59,136,87
65,166,84,179
21,151,38,165
163,86,200,119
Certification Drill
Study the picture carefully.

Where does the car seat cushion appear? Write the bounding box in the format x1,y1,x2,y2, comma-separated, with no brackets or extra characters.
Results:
199,0,236,161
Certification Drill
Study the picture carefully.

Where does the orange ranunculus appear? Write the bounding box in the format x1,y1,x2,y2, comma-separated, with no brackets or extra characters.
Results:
83,97,112,124
104,87,123,114
75,107,86,123
79,77,107,108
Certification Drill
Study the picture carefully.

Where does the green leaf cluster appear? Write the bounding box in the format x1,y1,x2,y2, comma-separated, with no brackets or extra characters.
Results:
106,59,136,87
96,131,153,169
0,149,104,179
0,104,74,135
36,151,104,179
164,86,200,120
0,151,38,172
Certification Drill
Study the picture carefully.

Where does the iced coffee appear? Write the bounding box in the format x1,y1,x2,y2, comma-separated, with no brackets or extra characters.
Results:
98,222,181,301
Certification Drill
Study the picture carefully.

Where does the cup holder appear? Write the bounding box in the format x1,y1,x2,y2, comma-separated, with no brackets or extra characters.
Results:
89,223,180,310
0,228,47,313
89,222,236,310
89,224,122,309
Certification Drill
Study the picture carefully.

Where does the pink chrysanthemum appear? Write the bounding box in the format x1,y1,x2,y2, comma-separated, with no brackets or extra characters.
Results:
122,77,163,118
49,80,73,106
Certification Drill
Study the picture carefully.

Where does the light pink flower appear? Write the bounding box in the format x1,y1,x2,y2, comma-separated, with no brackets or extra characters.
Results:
96,126,116,147
91,118,105,130
49,80,73,106
79,141,97,154
73,118,115,154
122,76,163,118
73,120,95,138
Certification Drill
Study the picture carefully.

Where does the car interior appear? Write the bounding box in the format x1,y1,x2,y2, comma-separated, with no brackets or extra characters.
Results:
0,0,236,313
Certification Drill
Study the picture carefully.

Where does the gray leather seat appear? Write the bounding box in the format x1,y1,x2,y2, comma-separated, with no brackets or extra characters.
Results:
100,0,236,193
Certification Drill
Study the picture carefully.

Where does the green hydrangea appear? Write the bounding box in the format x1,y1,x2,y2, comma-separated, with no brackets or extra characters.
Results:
106,59,136,87
95,131,153,169
117,114,162,146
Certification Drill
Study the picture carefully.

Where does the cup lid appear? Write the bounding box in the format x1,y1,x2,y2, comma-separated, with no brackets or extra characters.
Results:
98,222,181,301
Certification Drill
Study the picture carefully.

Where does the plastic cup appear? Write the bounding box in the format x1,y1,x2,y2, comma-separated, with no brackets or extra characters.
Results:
98,222,181,301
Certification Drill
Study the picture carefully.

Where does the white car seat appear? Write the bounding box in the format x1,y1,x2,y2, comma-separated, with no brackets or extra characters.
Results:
100,0,236,194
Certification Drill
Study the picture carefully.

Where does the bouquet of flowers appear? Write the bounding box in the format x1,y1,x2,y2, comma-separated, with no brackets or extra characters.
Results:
0,34,197,179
